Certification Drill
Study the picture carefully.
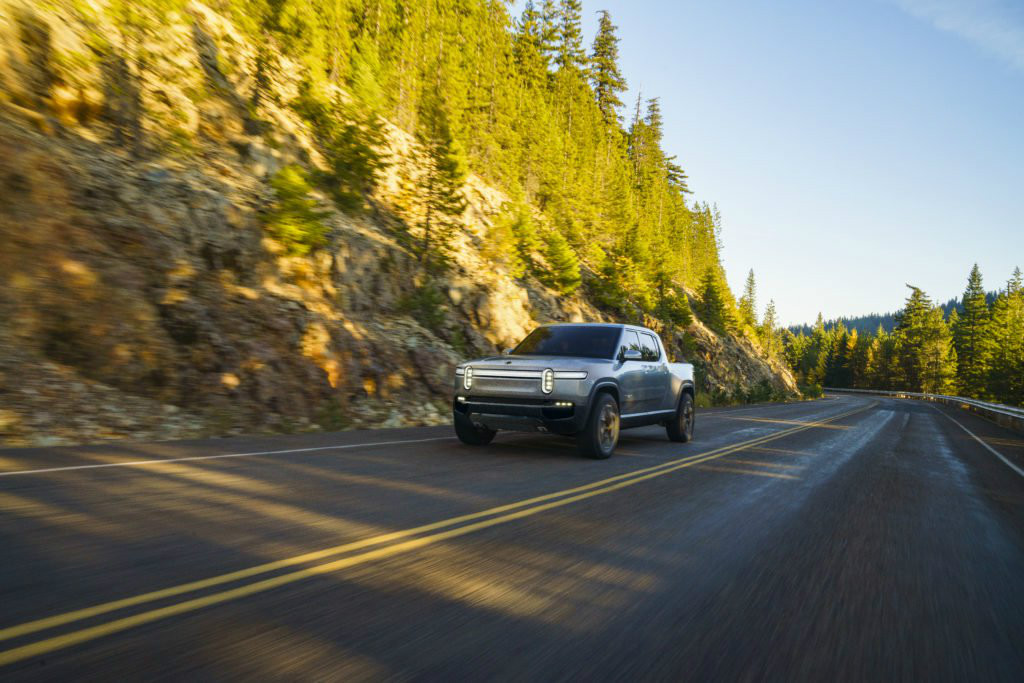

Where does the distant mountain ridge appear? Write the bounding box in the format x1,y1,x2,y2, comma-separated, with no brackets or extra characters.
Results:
789,292,999,336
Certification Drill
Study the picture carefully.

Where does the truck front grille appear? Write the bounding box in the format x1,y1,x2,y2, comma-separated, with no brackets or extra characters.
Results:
473,377,539,394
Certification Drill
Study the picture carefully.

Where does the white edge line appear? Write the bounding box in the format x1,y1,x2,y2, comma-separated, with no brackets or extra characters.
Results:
929,405,1024,479
0,436,457,477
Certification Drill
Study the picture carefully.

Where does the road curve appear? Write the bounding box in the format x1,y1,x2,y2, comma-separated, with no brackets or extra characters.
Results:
1,395,1023,680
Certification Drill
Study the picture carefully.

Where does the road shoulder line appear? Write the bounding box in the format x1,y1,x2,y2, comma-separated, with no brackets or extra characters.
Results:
0,436,457,477
929,405,1024,479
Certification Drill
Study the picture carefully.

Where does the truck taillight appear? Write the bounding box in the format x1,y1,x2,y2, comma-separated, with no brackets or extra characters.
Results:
542,368,554,394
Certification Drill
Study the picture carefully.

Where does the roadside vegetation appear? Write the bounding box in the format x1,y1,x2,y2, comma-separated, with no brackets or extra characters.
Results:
783,265,1024,406
70,0,752,325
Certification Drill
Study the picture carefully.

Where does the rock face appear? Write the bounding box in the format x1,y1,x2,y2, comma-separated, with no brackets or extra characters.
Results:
0,0,797,447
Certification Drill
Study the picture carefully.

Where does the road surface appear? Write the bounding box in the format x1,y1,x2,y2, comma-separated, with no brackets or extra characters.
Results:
1,394,1023,680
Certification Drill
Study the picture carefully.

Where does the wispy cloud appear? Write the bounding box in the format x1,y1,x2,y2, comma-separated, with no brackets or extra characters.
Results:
893,0,1024,71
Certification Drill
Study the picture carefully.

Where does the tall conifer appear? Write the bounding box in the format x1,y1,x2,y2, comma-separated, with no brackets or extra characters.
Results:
553,0,585,71
738,269,758,330
416,97,467,270
952,264,994,397
590,10,626,124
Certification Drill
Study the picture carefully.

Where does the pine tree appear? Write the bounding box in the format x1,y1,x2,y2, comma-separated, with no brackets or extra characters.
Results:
866,326,903,390
538,0,560,59
264,165,329,256
513,2,550,91
849,328,871,388
699,267,733,335
653,269,693,328
895,285,956,393
824,324,852,387
988,267,1024,405
553,0,585,72
896,286,931,391
738,269,758,331
590,10,626,125
952,264,994,397
759,300,781,357
804,313,830,386
543,230,581,294
920,306,957,393
416,97,468,270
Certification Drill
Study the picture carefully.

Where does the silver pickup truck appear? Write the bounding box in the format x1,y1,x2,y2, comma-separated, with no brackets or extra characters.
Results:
452,323,696,459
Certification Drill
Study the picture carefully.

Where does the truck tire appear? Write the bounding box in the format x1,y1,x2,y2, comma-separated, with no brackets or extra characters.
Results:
667,392,695,443
453,411,496,446
577,392,619,459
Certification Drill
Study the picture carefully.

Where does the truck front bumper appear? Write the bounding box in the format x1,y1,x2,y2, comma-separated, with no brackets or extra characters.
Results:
453,396,588,435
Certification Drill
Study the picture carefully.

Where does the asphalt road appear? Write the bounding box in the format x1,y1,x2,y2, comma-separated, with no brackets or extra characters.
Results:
1,394,1023,681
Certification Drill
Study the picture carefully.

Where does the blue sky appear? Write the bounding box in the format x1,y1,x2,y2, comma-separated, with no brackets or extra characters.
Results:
561,0,1024,326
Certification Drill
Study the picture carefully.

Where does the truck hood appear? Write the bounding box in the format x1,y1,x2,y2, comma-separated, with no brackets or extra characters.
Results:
459,356,610,371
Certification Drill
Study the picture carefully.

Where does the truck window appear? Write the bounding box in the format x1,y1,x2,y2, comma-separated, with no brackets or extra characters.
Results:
620,330,642,357
640,332,660,361
512,326,622,359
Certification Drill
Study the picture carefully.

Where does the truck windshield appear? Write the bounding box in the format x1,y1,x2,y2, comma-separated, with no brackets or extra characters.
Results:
512,326,621,359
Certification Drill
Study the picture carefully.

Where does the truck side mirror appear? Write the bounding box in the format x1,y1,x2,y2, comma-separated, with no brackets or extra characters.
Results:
621,348,643,362
502,348,514,355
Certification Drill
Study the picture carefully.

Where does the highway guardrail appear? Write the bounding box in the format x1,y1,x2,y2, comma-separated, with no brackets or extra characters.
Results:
825,387,1024,433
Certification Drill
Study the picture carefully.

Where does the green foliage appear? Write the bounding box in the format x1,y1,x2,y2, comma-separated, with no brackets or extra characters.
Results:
95,0,745,346
952,264,994,397
798,383,824,399
895,286,956,394
742,379,787,404
698,267,734,335
759,299,781,357
264,165,329,255
482,204,541,278
738,269,758,331
397,280,448,333
315,397,352,431
654,283,693,328
590,10,626,124
415,97,468,271
988,268,1024,405
542,230,582,294
782,266,1024,404
552,0,586,71
292,81,387,212
693,391,714,409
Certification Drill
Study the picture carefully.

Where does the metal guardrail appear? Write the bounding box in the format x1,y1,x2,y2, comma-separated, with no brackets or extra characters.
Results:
825,387,1024,432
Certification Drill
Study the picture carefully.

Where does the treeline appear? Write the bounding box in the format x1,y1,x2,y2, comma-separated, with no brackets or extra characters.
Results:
787,294,997,336
783,265,1024,406
81,0,741,326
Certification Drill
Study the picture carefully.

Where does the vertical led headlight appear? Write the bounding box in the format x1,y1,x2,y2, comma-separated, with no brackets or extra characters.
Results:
464,366,473,390
542,368,554,394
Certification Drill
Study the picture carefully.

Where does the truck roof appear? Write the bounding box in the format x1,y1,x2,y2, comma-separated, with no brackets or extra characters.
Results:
542,322,655,333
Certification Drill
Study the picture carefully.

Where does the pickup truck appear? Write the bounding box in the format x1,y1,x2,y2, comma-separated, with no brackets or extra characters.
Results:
452,323,696,459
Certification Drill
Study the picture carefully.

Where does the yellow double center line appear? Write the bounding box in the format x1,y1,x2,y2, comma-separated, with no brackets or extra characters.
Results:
0,403,871,667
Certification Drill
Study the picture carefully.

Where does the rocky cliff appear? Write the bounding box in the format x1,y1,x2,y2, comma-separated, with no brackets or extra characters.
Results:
0,0,797,447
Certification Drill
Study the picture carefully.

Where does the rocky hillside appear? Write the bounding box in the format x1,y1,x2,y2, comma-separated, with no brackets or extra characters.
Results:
0,0,797,447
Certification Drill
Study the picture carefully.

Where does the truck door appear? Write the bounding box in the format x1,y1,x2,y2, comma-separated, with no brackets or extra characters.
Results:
617,329,645,415
640,332,670,412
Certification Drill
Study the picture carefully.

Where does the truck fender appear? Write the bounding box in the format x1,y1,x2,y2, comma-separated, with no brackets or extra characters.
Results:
587,380,620,409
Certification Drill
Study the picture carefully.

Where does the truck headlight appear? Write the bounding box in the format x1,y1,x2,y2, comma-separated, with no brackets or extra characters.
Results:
542,368,554,394
464,366,473,390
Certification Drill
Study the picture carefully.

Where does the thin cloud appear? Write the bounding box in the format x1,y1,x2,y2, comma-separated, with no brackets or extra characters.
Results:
894,0,1024,70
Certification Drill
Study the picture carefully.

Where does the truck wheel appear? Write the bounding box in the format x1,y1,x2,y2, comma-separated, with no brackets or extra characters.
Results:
453,411,496,446
577,393,619,459
667,392,695,443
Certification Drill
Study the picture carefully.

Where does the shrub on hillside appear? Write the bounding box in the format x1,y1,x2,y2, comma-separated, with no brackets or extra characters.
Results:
264,166,329,256
542,231,581,294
